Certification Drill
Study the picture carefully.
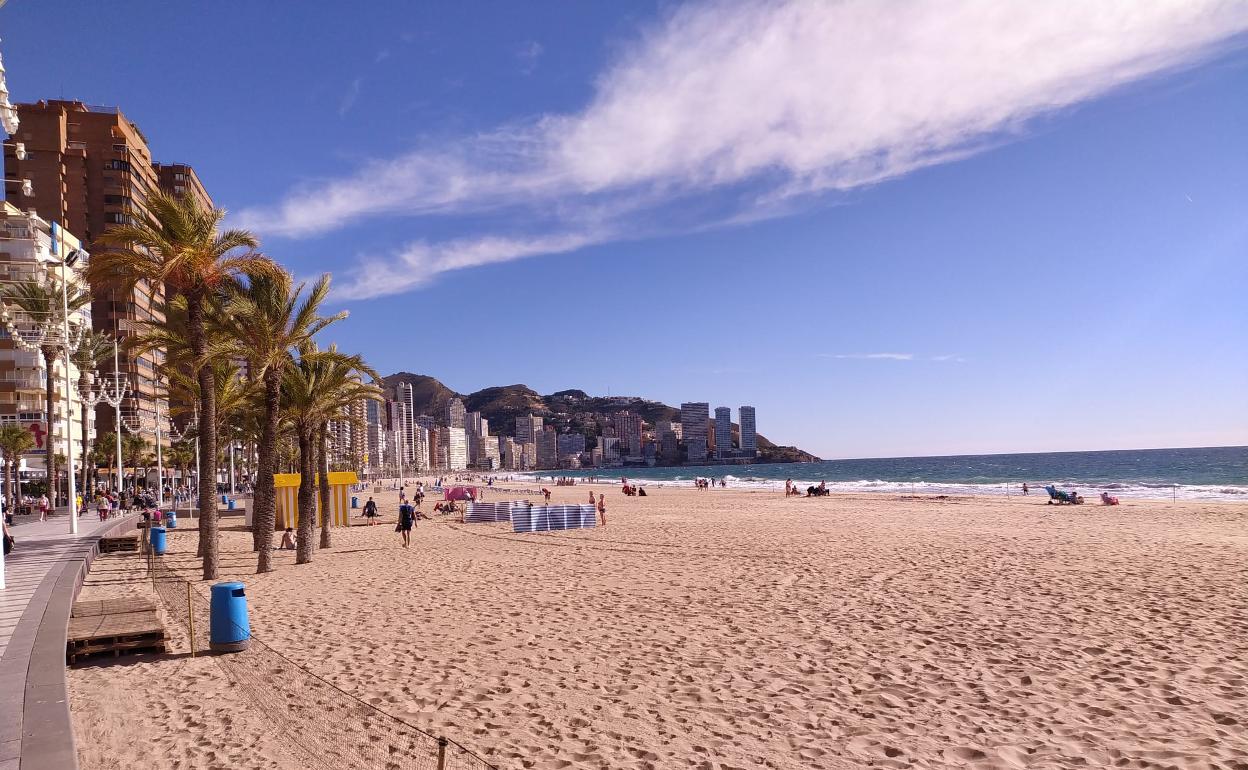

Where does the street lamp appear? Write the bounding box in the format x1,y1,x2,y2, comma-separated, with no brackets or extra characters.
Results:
52,246,84,533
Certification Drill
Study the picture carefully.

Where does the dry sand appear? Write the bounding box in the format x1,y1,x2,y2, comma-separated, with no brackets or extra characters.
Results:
69,483,1248,769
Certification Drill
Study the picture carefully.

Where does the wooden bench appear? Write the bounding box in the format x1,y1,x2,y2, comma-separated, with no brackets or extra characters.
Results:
98,534,141,554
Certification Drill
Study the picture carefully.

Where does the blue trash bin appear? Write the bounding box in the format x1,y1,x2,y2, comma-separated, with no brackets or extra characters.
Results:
351,496,359,509
227,499,236,511
166,511,177,529
209,581,251,652
221,494,228,505
149,526,167,555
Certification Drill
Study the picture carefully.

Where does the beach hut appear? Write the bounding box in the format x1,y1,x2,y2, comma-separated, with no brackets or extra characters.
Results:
263,472,359,529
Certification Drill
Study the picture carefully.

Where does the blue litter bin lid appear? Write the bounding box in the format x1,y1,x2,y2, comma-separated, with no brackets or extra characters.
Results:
211,581,245,597
150,526,166,532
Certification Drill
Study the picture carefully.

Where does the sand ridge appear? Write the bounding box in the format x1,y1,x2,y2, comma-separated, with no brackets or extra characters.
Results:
69,484,1248,769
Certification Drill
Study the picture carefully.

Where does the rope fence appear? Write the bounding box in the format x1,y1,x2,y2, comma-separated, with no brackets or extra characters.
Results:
144,544,499,770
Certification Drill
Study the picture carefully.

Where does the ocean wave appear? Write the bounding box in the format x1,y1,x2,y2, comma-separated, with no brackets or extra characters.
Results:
519,472,1248,501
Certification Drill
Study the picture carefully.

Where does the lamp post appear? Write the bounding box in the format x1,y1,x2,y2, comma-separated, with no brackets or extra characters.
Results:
77,342,128,500
55,239,83,533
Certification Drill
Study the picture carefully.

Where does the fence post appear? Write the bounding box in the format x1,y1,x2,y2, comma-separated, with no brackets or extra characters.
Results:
436,736,447,770
187,581,196,657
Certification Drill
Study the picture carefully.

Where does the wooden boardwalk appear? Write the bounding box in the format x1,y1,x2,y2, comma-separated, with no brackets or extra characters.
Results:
67,597,166,664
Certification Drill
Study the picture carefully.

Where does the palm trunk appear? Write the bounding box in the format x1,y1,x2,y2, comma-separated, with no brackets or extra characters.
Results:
318,424,331,550
254,366,281,572
188,294,219,581
295,426,316,564
42,347,57,508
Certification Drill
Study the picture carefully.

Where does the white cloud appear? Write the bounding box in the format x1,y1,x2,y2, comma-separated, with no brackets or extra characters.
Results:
517,40,544,75
338,77,363,117
239,0,1248,298
332,230,603,300
825,353,916,361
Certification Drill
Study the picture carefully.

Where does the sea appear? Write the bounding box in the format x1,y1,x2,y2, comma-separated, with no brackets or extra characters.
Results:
523,446,1247,501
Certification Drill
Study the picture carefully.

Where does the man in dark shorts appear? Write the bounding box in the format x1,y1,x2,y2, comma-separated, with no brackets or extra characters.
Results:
362,497,378,525
397,502,414,547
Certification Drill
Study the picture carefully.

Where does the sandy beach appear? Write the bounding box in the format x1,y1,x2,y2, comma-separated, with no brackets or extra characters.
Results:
68,484,1248,769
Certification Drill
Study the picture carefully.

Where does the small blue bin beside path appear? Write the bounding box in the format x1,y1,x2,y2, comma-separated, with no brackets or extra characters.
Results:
166,510,178,528
149,526,167,555
351,496,359,509
209,581,251,652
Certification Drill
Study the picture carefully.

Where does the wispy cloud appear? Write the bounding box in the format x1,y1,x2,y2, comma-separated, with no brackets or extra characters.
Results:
819,352,969,362
824,353,916,361
338,77,363,117
238,1,1248,298
517,40,544,75
375,48,391,64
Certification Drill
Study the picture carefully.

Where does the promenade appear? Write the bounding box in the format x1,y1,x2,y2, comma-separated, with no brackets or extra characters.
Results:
1,511,138,770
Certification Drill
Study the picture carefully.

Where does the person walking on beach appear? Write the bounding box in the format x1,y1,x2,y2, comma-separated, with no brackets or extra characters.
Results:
397,502,414,547
542,487,552,503
597,493,607,526
589,489,596,506
362,496,379,525
1022,482,1029,496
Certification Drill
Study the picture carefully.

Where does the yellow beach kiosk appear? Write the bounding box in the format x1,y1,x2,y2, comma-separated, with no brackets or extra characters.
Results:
264,472,359,529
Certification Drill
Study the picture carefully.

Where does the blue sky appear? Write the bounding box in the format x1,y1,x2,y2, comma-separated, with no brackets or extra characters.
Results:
3,1,1246,459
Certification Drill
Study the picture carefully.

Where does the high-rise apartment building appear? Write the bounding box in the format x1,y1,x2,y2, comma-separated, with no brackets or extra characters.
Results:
398,382,415,463
446,397,466,429
714,406,733,459
4,100,212,439
739,406,757,455
445,426,468,470
365,398,384,471
412,424,431,471
515,413,543,445
536,426,558,470
615,412,643,457
680,402,709,463
557,432,586,462
0,203,93,477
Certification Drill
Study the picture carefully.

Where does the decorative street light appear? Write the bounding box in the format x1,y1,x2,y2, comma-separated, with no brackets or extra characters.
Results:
77,340,128,497
120,399,169,508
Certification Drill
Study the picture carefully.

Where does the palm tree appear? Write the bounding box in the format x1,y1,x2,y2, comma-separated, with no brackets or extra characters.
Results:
1,274,90,508
222,272,344,572
122,434,148,493
71,330,114,501
91,191,280,580
94,431,118,492
281,346,378,563
0,424,35,514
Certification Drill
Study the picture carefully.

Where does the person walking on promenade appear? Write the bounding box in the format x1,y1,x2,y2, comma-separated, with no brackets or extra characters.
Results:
37,494,49,521
597,493,607,527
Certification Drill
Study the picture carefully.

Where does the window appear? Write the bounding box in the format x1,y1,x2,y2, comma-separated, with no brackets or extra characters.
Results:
105,159,132,172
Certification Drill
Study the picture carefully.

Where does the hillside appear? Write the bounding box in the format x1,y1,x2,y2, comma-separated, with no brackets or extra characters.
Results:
380,373,821,464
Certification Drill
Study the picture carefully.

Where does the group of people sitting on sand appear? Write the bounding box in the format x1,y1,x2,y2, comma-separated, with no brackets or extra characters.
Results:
553,477,579,486
620,484,647,497
785,479,830,497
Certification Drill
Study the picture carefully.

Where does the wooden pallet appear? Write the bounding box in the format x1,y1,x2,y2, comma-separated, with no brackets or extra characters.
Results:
67,609,167,664
71,597,156,618
99,535,141,554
